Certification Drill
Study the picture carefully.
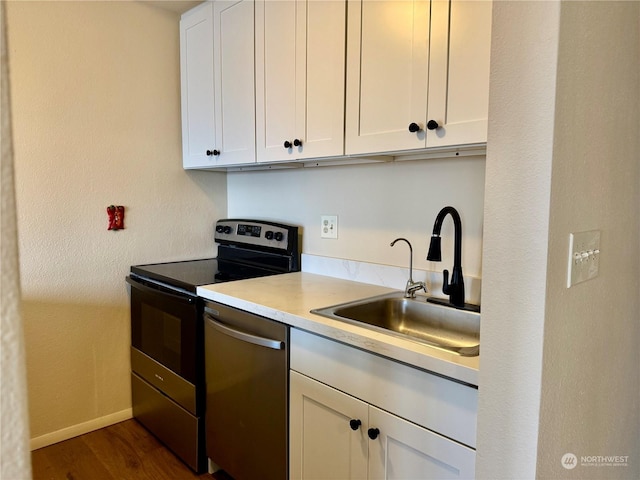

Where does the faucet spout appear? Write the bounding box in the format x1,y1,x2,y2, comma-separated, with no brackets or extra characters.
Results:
427,206,465,308
391,237,426,298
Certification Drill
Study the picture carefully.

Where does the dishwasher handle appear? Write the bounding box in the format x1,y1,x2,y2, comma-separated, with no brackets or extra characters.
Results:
205,314,285,350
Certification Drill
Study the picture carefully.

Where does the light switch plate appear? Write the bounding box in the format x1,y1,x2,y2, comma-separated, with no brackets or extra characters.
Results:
321,215,338,239
567,230,601,288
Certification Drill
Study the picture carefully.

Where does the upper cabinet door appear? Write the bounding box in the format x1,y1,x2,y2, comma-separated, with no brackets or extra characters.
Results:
180,2,216,168
212,0,256,165
345,0,430,155
255,0,297,162
255,0,346,163
180,0,255,169
426,0,492,148
345,0,491,156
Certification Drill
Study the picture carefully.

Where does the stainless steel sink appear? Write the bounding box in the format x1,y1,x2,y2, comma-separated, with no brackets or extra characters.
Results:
311,292,480,356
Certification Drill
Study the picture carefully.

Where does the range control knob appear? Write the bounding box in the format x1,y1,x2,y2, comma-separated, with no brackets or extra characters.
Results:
216,225,224,233
274,232,284,242
223,225,232,234
265,231,274,240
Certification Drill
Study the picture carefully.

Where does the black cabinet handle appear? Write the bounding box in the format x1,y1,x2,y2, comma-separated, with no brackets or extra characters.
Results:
349,419,361,431
284,140,292,149
426,120,439,130
206,149,220,156
367,428,380,440
293,138,303,147
408,122,421,133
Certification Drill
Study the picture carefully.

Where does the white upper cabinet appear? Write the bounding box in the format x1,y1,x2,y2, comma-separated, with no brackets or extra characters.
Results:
255,0,346,163
180,3,215,168
345,0,492,155
345,0,430,155
180,0,492,170
180,0,255,168
427,0,492,148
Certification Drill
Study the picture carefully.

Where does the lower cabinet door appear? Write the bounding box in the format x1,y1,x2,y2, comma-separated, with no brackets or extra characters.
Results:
368,405,476,480
290,371,368,480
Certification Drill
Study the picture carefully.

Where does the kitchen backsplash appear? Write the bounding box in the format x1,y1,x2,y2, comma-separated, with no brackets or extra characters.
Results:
302,254,482,306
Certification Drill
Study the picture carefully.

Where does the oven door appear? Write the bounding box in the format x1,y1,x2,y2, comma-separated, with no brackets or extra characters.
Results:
127,276,206,473
127,276,202,399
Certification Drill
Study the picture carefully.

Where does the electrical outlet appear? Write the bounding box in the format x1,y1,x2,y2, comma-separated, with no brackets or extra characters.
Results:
567,230,601,288
321,215,338,239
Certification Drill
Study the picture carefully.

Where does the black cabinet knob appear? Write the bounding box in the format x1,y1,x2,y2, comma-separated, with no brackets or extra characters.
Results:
284,141,293,149
426,120,439,130
293,138,303,147
349,419,362,431
408,122,421,133
206,149,220,156
367,428,380,440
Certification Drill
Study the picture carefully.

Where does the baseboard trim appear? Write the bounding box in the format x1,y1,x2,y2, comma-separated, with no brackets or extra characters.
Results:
30,408,133,451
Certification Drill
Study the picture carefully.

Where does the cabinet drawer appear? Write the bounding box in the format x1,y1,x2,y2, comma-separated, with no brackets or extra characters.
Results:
291,329,478,448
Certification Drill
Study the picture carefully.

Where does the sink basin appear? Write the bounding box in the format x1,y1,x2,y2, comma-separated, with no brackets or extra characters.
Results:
311,292,480,356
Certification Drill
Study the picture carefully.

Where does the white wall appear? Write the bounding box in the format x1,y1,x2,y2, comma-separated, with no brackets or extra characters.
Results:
7,0,226,446
477,1,639,478
476,1,560,477
537,1,640,478
227,157,486,285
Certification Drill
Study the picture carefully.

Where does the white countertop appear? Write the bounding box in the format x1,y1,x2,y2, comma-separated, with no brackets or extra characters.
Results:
197,271,479,386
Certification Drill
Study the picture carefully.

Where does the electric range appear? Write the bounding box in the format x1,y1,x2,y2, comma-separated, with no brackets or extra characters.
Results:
126,219,300,473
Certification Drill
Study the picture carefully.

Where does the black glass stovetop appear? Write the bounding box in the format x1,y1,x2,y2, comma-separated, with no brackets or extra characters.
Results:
130,258,278,294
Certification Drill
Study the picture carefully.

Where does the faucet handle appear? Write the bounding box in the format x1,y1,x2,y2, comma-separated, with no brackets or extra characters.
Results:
405,280,427,298
441,269,450,295
440,268,466,308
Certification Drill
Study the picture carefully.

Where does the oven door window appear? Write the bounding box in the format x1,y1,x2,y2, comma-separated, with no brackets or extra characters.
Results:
130,283,198,384
140,304,183,374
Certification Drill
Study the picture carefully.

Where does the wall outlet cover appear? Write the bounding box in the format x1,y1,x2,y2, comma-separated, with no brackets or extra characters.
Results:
321,215,338,239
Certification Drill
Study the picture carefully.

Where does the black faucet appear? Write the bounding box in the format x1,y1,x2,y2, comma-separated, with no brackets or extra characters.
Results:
427,206,465,308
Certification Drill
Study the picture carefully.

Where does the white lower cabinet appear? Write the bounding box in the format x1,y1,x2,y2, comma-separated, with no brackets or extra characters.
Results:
290,329,477,480
368,406,475,479
290,371,368,479
290,371,475,480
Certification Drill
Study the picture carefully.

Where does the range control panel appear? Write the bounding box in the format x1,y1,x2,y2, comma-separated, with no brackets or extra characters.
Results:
214,219,296,252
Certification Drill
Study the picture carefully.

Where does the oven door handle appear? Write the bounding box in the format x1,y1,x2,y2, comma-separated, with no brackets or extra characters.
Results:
205,314,284,350
126,276,196,305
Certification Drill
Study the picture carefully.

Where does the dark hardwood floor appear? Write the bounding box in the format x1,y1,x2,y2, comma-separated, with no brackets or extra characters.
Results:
31,419,233,480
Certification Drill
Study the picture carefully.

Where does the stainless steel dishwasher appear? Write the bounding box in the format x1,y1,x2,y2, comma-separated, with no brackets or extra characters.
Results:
204,301,288,480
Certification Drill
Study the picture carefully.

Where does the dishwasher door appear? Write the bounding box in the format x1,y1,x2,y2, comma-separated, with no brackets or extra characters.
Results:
204,302,288,480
